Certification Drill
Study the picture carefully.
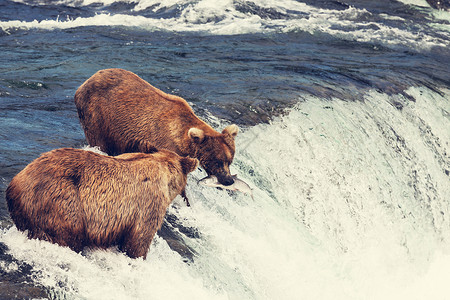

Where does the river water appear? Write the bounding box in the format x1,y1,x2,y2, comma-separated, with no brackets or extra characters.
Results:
0,0,449,299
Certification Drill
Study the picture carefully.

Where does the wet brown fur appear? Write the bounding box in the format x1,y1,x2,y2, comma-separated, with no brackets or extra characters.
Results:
6,148,198,259
74,68,238,185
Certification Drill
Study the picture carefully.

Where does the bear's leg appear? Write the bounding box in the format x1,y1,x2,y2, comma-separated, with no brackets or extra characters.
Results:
49,192,85,252
120,227,155,259
181,189,190,207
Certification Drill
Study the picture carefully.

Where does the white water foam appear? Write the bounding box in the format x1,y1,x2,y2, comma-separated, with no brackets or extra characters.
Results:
1,86,449,299
397,0,431,7
397,0,450,32
1,0,449,50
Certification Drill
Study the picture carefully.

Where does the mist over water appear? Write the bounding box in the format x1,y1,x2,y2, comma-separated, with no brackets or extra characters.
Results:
1,0,449,298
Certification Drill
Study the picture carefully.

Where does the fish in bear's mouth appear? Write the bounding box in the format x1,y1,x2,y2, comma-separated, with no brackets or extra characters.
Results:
198,175,253,199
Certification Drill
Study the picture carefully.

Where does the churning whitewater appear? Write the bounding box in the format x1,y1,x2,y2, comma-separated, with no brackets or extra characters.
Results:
1,0,449,49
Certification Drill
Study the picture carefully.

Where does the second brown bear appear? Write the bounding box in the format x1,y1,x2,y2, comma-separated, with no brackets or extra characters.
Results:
6,148,198,259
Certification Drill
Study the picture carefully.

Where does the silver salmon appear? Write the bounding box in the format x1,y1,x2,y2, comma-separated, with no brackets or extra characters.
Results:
199,175,253,199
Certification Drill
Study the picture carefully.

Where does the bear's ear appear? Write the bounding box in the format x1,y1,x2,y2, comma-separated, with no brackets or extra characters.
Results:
188,128,205,143
222,124,239,139
180,157,198,174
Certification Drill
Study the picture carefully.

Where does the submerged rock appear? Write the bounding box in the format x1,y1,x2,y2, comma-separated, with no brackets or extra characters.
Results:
0,242,49,300
157,213,199,262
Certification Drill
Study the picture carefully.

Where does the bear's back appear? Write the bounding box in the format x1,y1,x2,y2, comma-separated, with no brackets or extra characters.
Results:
76,68,195,113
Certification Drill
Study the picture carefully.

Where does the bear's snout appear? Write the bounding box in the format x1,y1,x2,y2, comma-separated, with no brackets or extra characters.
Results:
217,174,235,186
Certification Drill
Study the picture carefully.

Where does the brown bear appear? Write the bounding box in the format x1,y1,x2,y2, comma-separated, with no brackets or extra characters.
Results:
74,68,239,186
6,148,198,259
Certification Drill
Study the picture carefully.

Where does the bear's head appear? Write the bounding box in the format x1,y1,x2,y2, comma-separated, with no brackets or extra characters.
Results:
188,124,238,186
